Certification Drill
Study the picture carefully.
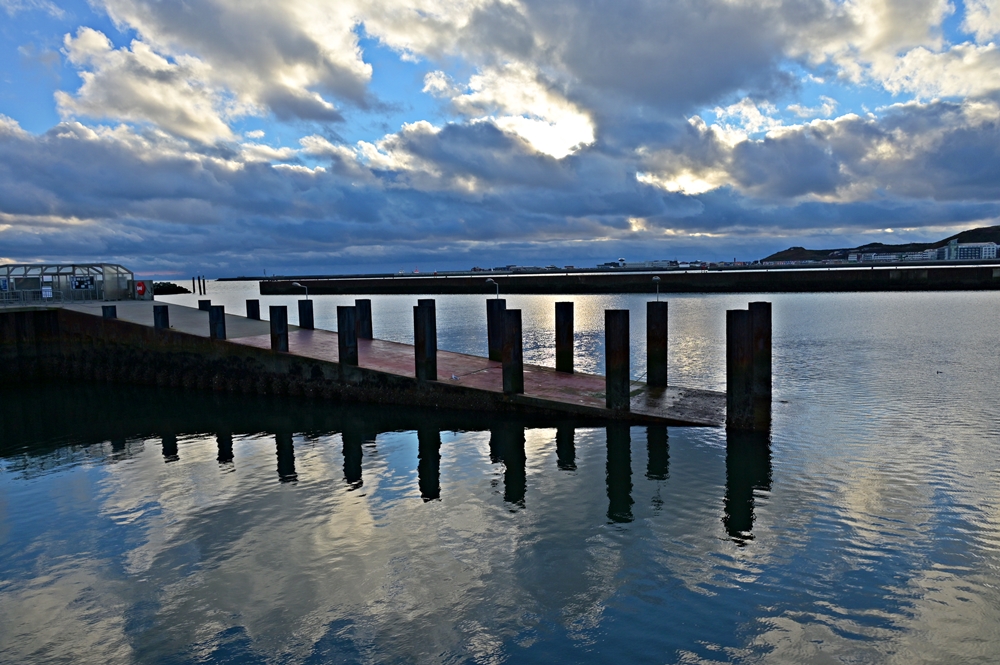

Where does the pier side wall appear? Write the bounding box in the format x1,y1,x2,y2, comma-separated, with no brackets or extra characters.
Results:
0,308,519,414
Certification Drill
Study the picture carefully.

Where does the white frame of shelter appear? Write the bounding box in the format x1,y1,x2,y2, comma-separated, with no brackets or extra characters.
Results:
0,264,136,306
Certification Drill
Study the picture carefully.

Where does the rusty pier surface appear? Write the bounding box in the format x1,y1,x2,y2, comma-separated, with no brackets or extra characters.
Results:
7,301,724,426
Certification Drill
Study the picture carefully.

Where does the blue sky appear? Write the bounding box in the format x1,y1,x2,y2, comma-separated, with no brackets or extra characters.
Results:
3,0,1000,277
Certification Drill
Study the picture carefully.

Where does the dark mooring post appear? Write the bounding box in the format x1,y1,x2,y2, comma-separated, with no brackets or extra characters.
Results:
726,309,753,429
198,299,211,311
246,299,261,320
749,301,772,430
337,306,359,366
502,309,524,394
209,305,226,340
355,299,373,339
555,301,574,373
646,301,669,387
298,299,314,330
486,298,507,361
102,305,117,320
413,300,437,381
153,304,169,330
270,305,288,352
191,277,196,294
605,309,630,411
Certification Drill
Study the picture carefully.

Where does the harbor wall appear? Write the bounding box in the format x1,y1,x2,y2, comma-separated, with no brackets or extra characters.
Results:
0,308,523,414
259,265,1000,295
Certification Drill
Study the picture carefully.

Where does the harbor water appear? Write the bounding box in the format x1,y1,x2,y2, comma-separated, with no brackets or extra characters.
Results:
1,286,999,663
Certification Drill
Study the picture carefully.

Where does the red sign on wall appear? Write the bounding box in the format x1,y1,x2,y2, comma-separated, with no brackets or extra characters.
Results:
135,281,147,296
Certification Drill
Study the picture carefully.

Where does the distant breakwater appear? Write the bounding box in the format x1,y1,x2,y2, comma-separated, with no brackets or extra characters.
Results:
257,265,1000,295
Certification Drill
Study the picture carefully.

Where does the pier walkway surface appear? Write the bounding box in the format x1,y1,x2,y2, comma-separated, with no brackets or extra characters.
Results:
63,301,725,426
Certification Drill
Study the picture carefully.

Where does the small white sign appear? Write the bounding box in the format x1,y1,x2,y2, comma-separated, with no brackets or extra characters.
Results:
0,278,7,291
42,286,53,298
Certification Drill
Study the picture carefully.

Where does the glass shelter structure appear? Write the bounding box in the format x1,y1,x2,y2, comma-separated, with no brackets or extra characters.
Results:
0,264,137,306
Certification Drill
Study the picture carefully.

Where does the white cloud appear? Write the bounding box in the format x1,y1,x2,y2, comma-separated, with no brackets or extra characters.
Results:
428,63,594,159
56,28,235,143
963,0,1000,42
788,96,839,118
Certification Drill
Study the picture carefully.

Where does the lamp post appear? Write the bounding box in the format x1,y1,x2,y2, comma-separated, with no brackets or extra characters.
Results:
486,277,499,299
292,281,309,299
653,276,660,301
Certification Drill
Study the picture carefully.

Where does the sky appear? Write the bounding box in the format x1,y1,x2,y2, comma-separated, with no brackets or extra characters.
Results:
3,0,1000,277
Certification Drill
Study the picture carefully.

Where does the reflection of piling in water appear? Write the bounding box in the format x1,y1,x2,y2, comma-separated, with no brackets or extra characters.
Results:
216,431,234,464
490,422,526,506
556,423,576,471
606,423,633,523
342,426,364,489
723,429,772,543
417,428,441,501
646,425,668,480
162,434,179,462
276,431,297,482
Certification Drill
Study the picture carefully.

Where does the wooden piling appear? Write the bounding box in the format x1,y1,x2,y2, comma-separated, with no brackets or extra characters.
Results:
749,301,772,430
355,299,373,339
646,301,668,387
298,299,314,330
413,300,437,381
555,301,574,373
209,305,226,340
269,306,288,352
198,299,210,311
486,298,507,361
502,309,524,394
337,306,359,366
726,309,753,429
153,305,169,330
605,309,630,411
191,277,196,294
246,299,261,320
102,305,117,320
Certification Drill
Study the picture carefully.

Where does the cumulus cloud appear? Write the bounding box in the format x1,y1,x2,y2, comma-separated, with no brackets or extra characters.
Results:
425,64,594,158
57,28,235,143
963,0,1000,42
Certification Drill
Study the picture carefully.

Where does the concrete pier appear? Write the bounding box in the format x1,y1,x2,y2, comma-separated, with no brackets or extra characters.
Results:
502,309,524,394
646,301,668,387
270,305,289,352
605,310,630,411
2,300,727,426
486,298,506,361
555,301,573,373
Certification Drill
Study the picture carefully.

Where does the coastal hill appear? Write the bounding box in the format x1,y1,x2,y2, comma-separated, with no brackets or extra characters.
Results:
762,225,1000,262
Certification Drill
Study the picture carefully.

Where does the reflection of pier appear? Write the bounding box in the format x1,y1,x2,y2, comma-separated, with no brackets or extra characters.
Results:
2,384,772,541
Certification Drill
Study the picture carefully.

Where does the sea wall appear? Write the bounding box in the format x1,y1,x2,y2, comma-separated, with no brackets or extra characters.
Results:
0,308,519,414
259,265,1000,295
